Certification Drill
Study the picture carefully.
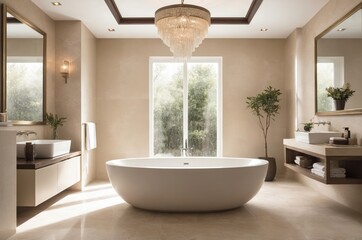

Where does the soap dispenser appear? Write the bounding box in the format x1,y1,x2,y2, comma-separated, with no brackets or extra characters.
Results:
343,127,351,143
25,142,35,161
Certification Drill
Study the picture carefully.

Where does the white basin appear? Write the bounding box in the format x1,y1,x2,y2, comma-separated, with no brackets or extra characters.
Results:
17,140,71,159
295,131,342,144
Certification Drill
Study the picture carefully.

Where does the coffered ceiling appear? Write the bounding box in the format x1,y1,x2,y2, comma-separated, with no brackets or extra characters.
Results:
31,0,330,38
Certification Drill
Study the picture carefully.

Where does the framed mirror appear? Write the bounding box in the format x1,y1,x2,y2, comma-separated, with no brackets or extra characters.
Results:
1,5,46,124
315,3,362,116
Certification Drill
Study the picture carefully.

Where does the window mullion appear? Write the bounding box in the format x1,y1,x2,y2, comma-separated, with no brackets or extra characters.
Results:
183,62,188,149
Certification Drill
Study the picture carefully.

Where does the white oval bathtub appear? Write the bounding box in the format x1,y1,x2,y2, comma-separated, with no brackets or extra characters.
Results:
106,157,268,212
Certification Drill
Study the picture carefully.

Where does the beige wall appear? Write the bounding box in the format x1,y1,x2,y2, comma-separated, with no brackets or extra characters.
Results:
96,39,287,180
285,0,362,213
81,24,97,185
55,21,98,188
55,21,82,150
284,29,301,137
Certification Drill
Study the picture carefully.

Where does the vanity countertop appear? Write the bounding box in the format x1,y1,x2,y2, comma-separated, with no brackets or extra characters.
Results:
17,151,81,169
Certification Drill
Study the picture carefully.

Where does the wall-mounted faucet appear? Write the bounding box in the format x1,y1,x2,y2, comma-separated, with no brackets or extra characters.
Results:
180,139,192,157
16,130,37,137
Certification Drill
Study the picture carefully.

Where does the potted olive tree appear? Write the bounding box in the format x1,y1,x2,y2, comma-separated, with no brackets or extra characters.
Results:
246,86,281,181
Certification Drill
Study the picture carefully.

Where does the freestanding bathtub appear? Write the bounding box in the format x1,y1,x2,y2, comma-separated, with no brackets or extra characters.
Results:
106,157,268,212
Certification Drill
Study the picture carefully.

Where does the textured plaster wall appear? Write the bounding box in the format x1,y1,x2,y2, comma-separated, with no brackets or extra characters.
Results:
96,39,287,180
55,21,98,187
81,24,97,185
55,21,82,151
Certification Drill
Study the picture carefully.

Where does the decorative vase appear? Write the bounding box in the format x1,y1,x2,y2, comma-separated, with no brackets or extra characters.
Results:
52,128,58,139
334,99,346,111
259,157,276,181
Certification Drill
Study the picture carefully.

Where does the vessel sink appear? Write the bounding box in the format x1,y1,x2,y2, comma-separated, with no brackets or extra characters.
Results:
17,140,71,159
295,131,342,144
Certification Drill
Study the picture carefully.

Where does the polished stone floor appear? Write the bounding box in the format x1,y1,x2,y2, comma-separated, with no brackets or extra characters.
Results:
9,178,362,240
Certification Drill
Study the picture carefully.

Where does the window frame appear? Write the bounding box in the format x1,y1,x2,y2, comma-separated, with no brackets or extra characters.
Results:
149,57,223,157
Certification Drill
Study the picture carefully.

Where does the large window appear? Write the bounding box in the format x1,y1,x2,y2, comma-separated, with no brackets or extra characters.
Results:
150,57,222,157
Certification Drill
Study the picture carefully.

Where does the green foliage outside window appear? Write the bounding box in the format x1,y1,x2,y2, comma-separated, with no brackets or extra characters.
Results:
153,62,217,156
7,62,43,121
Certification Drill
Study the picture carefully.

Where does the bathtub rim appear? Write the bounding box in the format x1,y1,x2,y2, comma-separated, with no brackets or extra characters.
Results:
106,157,268,170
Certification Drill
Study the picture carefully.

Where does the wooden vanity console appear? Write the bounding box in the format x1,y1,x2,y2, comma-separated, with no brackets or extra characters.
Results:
284,139,362,184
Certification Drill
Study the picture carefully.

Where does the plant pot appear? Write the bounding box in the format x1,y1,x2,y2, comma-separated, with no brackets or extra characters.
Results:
334,100,346,111
259,157,276,181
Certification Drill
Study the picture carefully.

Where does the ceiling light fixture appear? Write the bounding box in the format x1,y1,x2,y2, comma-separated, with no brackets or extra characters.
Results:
51,2,62,6
337,28,346,31
108,28,115,32
260,28,268,32
155,0,210,59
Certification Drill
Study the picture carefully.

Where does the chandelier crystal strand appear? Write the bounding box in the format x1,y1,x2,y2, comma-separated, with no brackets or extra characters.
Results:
155,3,211,59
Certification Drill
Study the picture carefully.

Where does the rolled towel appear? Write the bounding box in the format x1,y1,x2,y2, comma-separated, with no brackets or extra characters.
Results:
331,173,346,178
312,162,325,171
295,156,306,161
295,158,314,168
330,168,346,174
300,158,314,168
312,168,325,174
311,168,325,177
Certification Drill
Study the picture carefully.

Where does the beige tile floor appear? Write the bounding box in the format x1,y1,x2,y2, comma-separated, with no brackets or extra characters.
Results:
9,178,362,240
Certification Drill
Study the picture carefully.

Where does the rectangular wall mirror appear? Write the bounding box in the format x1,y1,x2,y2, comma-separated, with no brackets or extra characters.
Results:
1,5,46,124
315,3,362,116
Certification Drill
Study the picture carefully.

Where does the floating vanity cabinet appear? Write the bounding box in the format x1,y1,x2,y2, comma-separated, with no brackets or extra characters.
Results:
17,152,81,207
284,139,362,184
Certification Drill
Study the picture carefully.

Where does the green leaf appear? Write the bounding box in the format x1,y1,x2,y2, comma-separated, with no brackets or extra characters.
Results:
45,112,67,131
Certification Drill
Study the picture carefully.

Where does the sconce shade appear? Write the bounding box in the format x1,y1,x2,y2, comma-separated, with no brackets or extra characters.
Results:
60,60,70,83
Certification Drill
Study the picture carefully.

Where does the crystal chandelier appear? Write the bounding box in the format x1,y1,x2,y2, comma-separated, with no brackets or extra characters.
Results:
155,0,211,59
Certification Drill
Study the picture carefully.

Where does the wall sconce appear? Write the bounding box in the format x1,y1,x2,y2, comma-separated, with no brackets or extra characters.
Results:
60,60,70,83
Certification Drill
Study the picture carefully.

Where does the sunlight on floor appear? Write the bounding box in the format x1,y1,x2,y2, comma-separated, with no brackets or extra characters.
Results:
10,179,362,240
16,182,124,234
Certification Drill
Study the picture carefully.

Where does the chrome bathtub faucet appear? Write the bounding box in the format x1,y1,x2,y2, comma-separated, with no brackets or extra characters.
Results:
180,139,193,156
16,130,37,137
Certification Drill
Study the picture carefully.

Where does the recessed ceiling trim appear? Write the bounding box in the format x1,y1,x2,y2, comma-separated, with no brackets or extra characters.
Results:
104,0,263,25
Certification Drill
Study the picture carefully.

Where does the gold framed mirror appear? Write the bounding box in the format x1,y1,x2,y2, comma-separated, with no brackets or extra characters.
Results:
315,3,362,116
0,5,46,125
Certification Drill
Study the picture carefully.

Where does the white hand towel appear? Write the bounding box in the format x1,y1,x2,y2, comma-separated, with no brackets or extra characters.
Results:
85,122,97,150
294,159,301,165
312,162,325,171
